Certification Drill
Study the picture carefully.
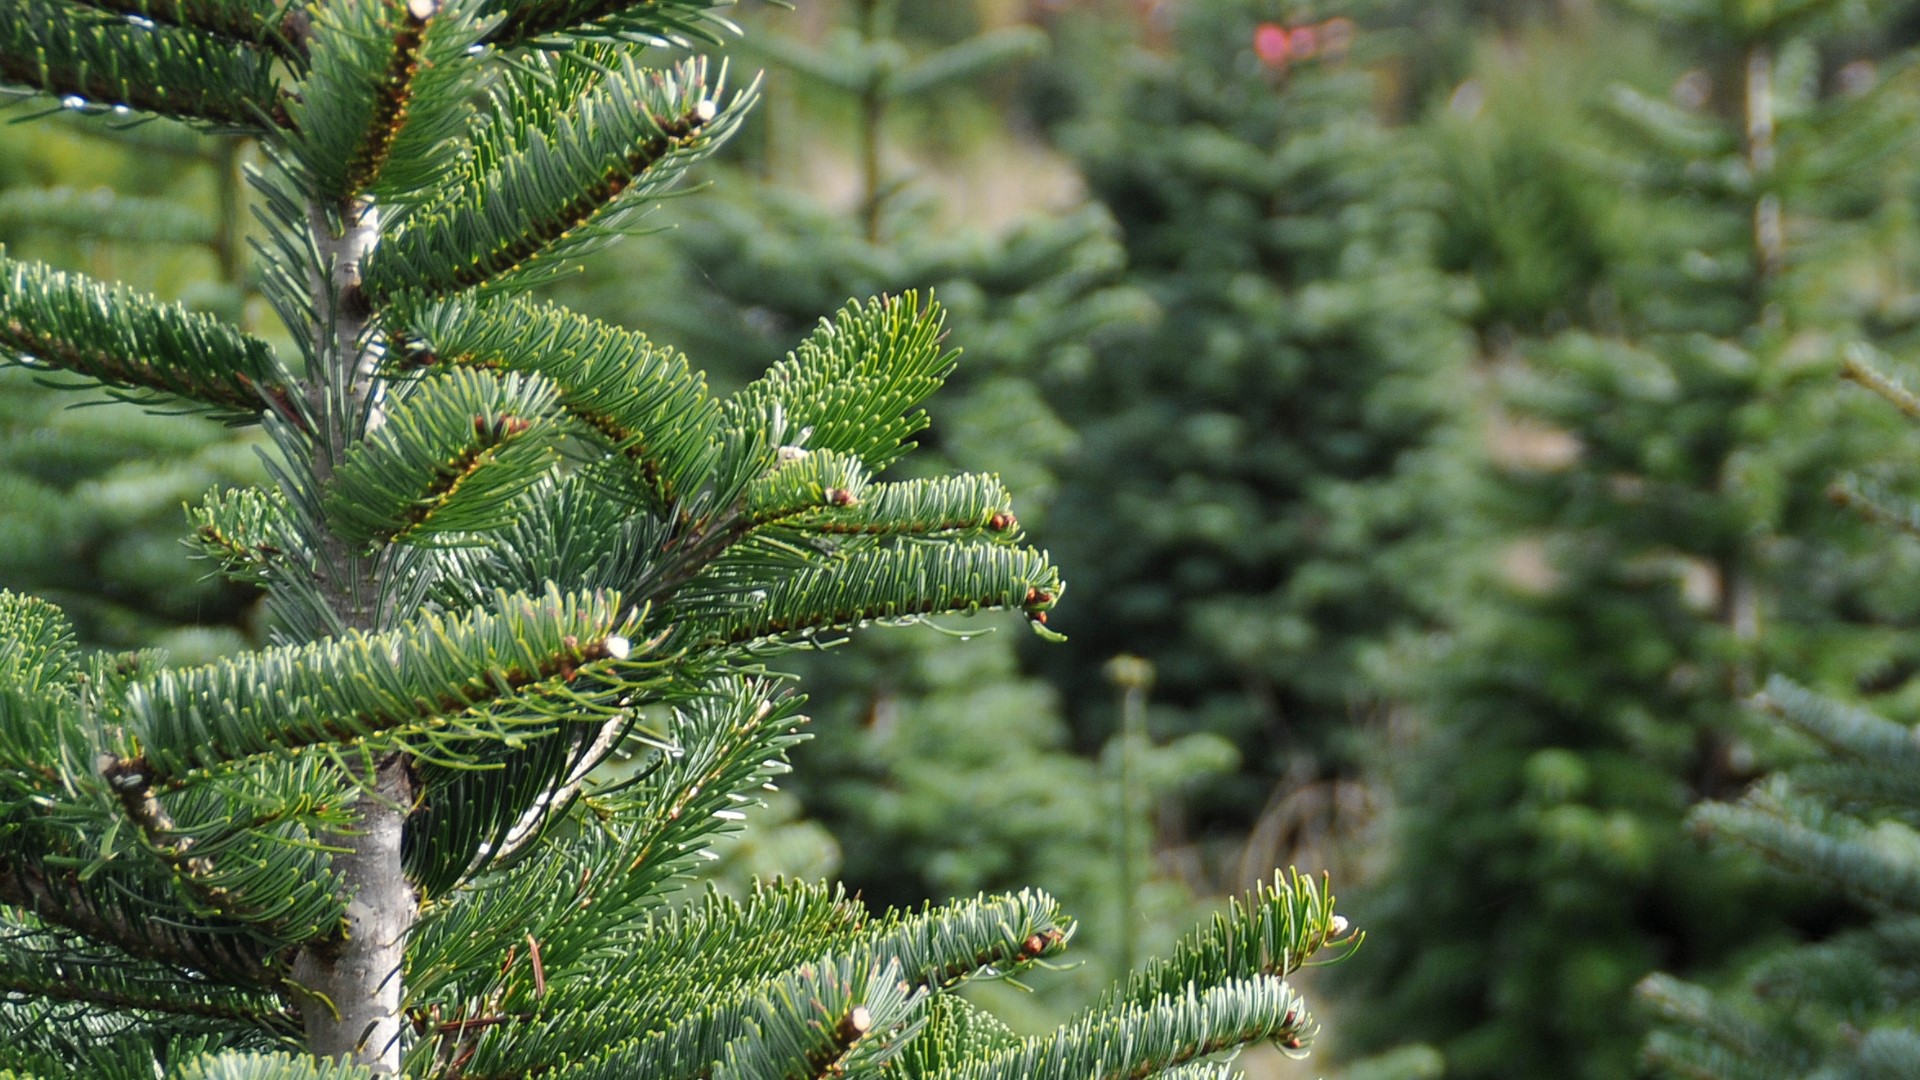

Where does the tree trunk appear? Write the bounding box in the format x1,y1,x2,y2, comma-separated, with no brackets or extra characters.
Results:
290,197,415,1075
290,754,417,1072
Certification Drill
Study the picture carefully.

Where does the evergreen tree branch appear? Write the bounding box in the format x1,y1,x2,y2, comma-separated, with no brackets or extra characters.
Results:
1826,477,1920,543
0,627,300,991
0,929,284,1025
0,855,278,985
891,996,1021,1079
526,879,875,1014
0,250,305,428
1860,1030,1920,1080
1093,869,1354,1012
428,871,1072,1074
0,0,288,128
288,0,479,202
792,472,1020,539
959,975,1319,1080
102,754,218,879
415,475,673,631
852,890,1069,994
1636,973,1796,1076
479,0,736,51
743,449,872,529
85,758,350,954
290,0,435,200
406,678,796,919
1756,676,1920,768
1841,345,1920,419
0,966,262,1022
1692,776,1920,911
723,293,957,476
484,713,629,863
408,878,871,1061
170,1049,381,1080
405,297,722,508
1793,758,1920,810
891,27,1048,99
666,542,1062,650
321,369,566,548
406,685,812,1073
1602,85,1738,158
547,682,806,929
364,56,744,302
503,954,913,1080
112,587,652,785
438,43,616,191
401,714,631,899
63,0,304,58
186,487,309,590
0,590,79,693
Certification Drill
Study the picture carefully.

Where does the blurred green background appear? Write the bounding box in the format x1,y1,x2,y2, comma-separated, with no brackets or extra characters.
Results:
16,0,1920,1076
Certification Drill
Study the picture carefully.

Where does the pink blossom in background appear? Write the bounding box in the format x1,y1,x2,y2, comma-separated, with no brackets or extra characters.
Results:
1254,21,1290,66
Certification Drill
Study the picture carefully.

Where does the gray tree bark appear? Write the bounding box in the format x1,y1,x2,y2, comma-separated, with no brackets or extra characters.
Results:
290,197,416,1075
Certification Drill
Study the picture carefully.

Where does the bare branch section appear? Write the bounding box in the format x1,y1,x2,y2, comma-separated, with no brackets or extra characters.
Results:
101,755,214,878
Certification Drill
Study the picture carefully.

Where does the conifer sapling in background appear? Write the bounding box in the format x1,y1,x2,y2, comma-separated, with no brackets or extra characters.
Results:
1355,4,1920,1077
1042,0,1469,872
0,1,1356,1077
0,116,268,660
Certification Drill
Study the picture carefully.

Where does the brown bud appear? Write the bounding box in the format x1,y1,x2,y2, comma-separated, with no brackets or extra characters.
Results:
475,414,531,441
824,487,857,507
989,511,1016,531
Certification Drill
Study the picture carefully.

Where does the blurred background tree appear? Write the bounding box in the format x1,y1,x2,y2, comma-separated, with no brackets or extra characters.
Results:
0,115,268,662
1037,0,1472,892
1348,3,1920,1077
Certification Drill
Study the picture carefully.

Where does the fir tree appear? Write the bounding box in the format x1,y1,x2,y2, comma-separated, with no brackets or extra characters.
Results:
1353,6,1920,1078
1039,0,1470,861
0,1,1359,1077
